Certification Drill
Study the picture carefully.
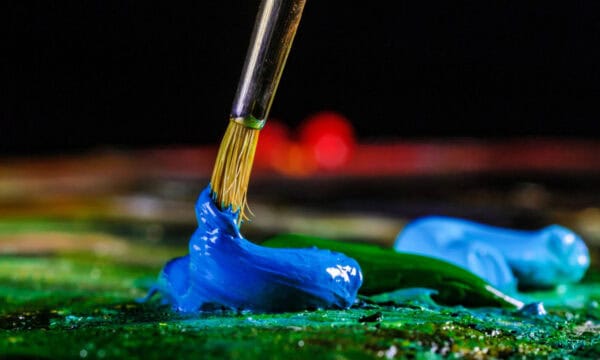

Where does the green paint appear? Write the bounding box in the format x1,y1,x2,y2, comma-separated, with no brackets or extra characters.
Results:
261,234,524,309
0,219,97,234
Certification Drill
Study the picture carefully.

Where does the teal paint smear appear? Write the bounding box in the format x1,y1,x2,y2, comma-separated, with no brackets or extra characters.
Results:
394,216,590,289
151,185,363,313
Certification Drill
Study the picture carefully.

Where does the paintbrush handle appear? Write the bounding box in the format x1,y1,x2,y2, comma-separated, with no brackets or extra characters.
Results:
231,0,306,130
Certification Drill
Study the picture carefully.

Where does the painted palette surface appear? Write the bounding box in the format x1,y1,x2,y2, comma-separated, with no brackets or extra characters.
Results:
1,144,599,358
0,235,599,359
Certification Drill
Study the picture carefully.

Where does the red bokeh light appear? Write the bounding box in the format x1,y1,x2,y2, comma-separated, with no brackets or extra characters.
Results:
255,112,356,176
299,111,356,170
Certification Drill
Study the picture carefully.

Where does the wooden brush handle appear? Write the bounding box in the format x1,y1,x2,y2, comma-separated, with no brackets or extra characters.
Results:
231,0,307,129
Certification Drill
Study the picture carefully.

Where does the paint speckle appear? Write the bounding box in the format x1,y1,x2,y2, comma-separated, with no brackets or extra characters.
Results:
385,345,398,359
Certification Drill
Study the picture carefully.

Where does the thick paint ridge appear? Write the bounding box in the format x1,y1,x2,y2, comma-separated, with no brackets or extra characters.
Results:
154,185,363,313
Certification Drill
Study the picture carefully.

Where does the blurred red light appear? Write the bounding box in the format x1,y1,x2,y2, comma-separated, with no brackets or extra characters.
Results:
299,111,356,170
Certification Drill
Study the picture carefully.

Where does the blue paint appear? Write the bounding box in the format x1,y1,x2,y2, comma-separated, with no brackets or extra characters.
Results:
394,216,590,289
154,185,363,313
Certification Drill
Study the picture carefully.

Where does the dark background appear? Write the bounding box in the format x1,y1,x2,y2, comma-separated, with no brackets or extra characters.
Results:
2,1,600,156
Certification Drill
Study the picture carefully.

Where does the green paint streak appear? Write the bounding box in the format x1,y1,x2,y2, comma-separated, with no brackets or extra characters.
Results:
262,234,523,309
0,219,97,234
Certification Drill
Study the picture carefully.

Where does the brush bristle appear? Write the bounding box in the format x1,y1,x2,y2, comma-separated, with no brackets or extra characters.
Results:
210,120,260,223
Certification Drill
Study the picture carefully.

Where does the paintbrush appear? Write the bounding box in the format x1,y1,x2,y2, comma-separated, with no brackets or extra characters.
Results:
210,0,307,223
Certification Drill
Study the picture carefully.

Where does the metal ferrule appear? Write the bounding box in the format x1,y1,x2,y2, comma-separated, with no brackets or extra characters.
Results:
232,116,266,130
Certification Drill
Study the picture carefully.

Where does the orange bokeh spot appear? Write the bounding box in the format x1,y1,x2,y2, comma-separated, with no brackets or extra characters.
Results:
255,119,290,170
277,143,317,177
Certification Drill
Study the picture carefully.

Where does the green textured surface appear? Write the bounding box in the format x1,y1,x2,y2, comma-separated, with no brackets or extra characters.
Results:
1,221,599,359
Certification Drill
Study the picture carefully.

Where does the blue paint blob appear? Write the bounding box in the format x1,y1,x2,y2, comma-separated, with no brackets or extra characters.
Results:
154,186,363,313
394,216,590,289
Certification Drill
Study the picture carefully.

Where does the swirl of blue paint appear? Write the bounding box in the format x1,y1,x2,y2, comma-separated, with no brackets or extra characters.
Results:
394,216,590,289
155,185,363,313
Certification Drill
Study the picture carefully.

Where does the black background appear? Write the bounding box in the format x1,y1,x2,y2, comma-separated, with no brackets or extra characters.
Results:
2,1,600,156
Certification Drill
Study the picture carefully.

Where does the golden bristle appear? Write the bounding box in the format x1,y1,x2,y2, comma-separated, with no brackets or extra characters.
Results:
210,120,260,224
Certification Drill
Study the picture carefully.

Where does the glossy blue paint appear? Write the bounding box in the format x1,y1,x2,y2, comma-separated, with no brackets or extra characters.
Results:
394,216,590,289
154,185,363,313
